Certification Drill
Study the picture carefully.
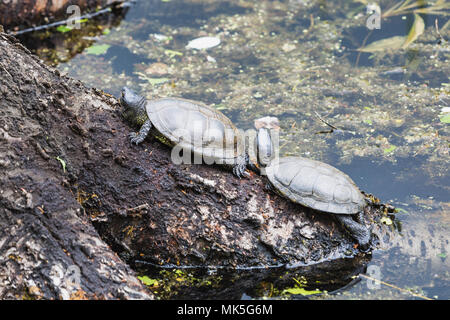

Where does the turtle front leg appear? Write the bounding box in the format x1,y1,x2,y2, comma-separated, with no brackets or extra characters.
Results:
335,213,371,251
233,154,250,179
129,119,152,145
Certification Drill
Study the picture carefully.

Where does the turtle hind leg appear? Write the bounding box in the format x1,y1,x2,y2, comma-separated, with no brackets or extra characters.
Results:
232,154,249,179
130,119,152,145
335,213,371,251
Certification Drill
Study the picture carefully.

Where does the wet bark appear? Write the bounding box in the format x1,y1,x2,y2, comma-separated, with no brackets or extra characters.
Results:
0,32,152,299
0,0,124,30
0,31,391,299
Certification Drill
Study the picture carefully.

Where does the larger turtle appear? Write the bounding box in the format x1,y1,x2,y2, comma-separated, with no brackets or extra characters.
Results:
120,87,257,178
264,156,371,249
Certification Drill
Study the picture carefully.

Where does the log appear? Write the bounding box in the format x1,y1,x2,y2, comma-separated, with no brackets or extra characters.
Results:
0,31,392,299
0,32,152,299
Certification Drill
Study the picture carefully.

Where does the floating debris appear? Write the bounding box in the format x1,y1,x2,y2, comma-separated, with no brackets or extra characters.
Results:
186,36,221,50
282,42,296,53
145,62,169,76
206,55,217,63
358,14,425,52
152,34,171,42
439,114,450,124
380,67,405,77
85,44,110,55
254,116,280,130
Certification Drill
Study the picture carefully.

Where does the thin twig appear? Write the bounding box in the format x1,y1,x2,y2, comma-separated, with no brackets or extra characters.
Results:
359,274,433,300
126,203,150,212
313,111,338,132
356,30,373,67
9,1,130,35
435,18,444,44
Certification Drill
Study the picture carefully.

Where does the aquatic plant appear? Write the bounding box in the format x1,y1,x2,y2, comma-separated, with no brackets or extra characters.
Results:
357,0,449,52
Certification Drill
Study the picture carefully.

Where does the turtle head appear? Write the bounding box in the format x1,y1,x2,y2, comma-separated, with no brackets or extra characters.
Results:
120,87,147,127
248,116,279,173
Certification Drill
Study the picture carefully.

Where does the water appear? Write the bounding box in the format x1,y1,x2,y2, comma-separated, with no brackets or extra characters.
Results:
14,0,449,299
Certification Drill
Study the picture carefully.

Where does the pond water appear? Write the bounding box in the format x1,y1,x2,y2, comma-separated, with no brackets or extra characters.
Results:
15,0,449,299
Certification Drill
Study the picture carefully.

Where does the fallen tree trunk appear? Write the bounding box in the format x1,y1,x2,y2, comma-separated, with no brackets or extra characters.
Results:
0,32,152,299
0,0,123,30
0,31,392,299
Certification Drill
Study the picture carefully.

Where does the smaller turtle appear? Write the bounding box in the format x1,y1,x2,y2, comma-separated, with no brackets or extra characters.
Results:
264,156,371,249
120,87,271,178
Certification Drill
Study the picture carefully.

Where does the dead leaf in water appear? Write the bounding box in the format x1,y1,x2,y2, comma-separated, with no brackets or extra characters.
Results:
401,14,425,49
358,14,425,52
358,36,406,52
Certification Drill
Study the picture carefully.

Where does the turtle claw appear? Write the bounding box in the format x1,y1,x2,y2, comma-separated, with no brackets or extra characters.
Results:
129,132,143,145
233,155,249,179
233,164,249,179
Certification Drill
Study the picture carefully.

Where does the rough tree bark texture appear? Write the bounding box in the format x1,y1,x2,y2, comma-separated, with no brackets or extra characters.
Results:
0,32,152,299
0,0,123,29
0,31,391,299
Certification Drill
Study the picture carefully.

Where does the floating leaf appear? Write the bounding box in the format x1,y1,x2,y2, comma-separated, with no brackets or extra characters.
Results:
138,276,159,286
85,44,110,55
148,78,169,86
439,114,450,123
402,14,425,49
215,103,228,110
56,25,73,33
164,49,183,59
383,145,397,154
186,36,221,50
358,36,406,52
395,207,409,214
135,72,170,86
282,287,321,296
380,216,393,225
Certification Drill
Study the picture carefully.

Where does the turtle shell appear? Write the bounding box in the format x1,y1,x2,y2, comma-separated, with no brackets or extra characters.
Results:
145,98,243,163
265,156,366,214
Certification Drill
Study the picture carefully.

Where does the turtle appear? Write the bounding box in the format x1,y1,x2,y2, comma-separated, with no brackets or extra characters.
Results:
264,156,371,249
120,87,269,178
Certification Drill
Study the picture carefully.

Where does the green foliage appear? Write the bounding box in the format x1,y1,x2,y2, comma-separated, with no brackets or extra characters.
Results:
380,216,393,225
282,287,322,296
164,49,183,59
383,145,397,154
55,156,66,172
56,25,73,33
439,114,450,123
85,44,111,55
138,276,159,286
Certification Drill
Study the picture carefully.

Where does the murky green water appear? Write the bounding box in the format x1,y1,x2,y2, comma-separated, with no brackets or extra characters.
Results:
15,0,449,299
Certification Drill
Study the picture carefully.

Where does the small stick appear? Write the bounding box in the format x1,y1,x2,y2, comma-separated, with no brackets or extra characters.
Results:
359,274,433,300
126,203,150,213
435,18,444,44
313,111,338,133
